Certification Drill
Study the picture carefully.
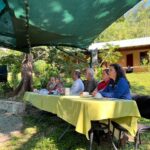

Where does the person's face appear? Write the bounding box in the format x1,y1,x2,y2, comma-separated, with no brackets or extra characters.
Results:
109,66,117,80
102,71,109,81
72,72,77,80
50,77,55,83
55,78,60,84
85,70,91,80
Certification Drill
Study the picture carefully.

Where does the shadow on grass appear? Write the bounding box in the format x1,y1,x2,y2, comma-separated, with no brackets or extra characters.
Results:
12,105,150,150
16,106,89,150
16,106,118,150
131,83,150,95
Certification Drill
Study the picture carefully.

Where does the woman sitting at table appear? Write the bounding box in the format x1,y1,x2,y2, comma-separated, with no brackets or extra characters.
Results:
99,63,131,100
92,68,110,96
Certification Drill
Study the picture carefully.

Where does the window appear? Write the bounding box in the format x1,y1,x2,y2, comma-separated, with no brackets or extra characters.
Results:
140,51,149,65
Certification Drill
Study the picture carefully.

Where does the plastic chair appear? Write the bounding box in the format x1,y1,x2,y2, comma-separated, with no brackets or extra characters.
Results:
111,121,128,148
89,120,118,150
132,94,150,150
134,124,150,149
89,121,109,150
111,95,150,150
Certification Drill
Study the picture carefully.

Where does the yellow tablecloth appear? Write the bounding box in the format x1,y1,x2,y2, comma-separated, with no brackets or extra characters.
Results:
24,92,141,139
24,92,60,114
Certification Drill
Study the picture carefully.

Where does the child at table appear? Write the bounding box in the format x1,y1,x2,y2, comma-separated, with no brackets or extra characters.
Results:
47,77,56,92
54,77,65,95
49,77,64,95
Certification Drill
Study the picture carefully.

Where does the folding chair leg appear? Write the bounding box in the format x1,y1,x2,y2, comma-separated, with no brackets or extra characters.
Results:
107,130,118,150
139,134,141,144
112,127,115,140
135,132,140,150
118,131,122,147
90,131,94,150
58,125,71,141
107,120,118,150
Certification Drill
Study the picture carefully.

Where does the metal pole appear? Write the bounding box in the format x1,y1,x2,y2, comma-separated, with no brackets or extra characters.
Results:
89,51,92,68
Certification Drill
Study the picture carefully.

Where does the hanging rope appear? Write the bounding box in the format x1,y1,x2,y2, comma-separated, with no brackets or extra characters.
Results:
24,0,31,53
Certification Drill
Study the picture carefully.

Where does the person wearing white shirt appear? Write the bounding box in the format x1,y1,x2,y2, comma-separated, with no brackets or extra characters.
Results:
70,70,84,95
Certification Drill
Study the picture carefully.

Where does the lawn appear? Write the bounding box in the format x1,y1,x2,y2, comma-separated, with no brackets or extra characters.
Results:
1,72,150,150
127,72,150,95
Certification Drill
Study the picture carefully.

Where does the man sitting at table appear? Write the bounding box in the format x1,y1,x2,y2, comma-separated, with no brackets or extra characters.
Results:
83,68,98,94
70,70,84,95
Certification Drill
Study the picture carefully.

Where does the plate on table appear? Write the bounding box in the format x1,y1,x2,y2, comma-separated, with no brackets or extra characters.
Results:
80,95,92,98
93,97,103,99
93,93,103,99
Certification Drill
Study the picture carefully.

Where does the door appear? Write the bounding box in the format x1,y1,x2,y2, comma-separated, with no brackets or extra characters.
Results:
126,54,133,67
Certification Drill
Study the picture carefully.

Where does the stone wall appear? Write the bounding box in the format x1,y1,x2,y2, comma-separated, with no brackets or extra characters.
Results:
0,100,25,114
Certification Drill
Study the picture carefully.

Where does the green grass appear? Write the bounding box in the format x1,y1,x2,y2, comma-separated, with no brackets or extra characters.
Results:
1,72,150,150
1,111,89,150
127,72,150,95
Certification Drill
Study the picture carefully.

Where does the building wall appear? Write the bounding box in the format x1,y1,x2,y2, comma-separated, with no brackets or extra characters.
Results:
118,49,149,72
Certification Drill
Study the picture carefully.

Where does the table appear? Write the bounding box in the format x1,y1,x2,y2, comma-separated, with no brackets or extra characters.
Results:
24,92,60,114
24,92,141,139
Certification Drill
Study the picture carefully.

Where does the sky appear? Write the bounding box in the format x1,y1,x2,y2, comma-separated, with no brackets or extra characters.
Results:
133,0,150,9
146,0,150,5
125,0,150,16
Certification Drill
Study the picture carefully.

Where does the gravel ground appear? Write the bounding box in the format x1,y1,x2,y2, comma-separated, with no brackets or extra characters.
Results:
0,109,23,142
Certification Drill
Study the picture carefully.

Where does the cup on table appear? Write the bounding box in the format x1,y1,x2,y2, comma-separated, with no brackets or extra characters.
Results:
33,89,39,93
65,88,70,95
82,92,89,96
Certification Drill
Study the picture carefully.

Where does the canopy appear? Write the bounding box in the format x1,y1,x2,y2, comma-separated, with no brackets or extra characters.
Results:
0,0,140,52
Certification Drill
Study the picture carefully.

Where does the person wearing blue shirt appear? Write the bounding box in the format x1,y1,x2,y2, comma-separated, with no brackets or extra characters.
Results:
70,70,84,95
99,64,131,100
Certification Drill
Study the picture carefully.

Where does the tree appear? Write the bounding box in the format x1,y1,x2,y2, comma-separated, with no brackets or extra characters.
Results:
98,44,122,67
0,46,90,97
0,49,23,88
95,1,150,42
13,54,33,97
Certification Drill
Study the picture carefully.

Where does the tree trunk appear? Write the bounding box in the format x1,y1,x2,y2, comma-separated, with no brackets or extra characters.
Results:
13,54,33,97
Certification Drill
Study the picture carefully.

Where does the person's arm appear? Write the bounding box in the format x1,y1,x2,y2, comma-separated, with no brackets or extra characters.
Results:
112,78,130,99
56,84,64,94
83,80,87,92
47,81,50,89
70,80,82,95
100,91,114,98
97,80,109,91
100,78,129,99
94,79,98,89
98,82,113,97
92,88,98,96
92,81,102,96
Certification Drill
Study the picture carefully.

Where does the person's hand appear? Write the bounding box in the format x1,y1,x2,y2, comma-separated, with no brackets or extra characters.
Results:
92,90,97,97
80,92,83,96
